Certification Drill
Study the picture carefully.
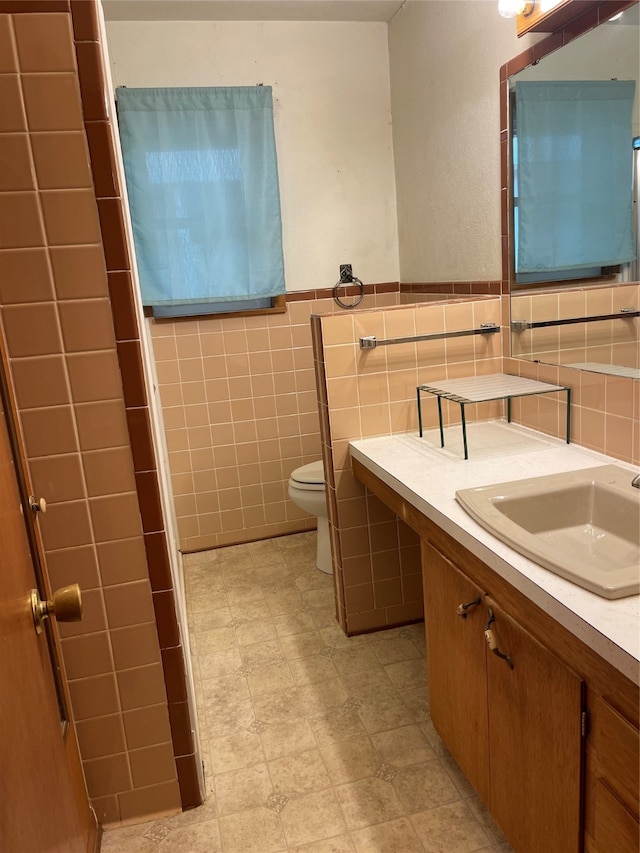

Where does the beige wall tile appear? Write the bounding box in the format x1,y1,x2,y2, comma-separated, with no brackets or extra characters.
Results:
83,753,131,799
2,302,61,357
40,189,101,246
76,714,127,762
117,662,168,712
13,13,75,72
50,244,108,300
30,452,86,504
0,74,26,132
0,191,44,248
89,492,143,542
0,133,35,191
62,632,113,681
82,447,137,497
129,742,177,789
0,247,53,303
103,580,155,630
68,673,120,721
123,705,173,751
117,780,181,824
30,131,92,189
67,351,124,403
58,299,117,352
21,73,84,131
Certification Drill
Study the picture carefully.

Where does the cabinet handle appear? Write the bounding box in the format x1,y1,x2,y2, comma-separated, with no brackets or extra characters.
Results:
456,596,482,619
484,610,514,669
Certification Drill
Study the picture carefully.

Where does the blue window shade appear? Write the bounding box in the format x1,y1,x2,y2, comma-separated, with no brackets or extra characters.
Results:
116,86,286,307
515,80,636,274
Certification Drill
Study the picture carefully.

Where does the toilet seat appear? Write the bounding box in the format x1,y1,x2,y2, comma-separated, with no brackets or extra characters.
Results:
289,461,325,491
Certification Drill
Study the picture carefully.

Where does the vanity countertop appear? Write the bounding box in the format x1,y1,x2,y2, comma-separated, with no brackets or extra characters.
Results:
349,422,640,685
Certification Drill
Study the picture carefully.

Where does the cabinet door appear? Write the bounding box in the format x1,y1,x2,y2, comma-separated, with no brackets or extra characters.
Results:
587,695,639,853
592,779,639,853
422,542,490,803
486,598,583,853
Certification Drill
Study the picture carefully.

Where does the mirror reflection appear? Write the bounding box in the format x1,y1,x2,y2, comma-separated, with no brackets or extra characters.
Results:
508,3,639,377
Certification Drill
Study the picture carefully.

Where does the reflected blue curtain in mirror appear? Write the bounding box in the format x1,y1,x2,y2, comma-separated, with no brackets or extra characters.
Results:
515,80,636,273
117,86,286,307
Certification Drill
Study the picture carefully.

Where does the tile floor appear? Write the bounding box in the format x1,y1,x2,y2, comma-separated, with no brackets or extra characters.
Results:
101,532,514,853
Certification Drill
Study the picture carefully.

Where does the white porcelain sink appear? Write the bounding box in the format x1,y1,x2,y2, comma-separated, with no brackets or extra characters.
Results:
456,465,640,599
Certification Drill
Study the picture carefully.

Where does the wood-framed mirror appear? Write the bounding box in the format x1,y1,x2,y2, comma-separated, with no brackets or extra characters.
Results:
501,0,639,379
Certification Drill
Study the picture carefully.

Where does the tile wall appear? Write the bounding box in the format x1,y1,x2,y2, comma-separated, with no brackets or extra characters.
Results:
510,282,639,369
312,297,503,635
151,285,401,553
0,1,198,826
503,354,639,465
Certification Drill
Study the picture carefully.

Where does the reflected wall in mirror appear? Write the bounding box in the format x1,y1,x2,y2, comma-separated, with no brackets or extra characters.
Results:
505,0,640,377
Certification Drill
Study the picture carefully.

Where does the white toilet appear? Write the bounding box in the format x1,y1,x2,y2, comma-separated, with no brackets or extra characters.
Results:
288,460,332,574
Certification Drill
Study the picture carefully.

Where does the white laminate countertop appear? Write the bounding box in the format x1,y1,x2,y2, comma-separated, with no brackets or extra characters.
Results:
349,421,640,685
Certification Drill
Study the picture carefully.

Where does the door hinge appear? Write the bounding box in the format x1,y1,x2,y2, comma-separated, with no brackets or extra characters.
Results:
581,710,589,738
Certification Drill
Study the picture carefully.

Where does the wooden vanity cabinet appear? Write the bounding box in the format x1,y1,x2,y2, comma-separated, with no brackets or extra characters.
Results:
585,694,639,853
422,541,583,853
485,596,583,853
422,545,490,802
351,457,640,853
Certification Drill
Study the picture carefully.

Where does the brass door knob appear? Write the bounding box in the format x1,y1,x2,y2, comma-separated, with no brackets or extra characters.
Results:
29,495,47,514
30,584,83,634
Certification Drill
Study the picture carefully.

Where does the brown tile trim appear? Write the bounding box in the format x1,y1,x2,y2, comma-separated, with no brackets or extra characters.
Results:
134,470,164,534
70,0,100,42
152,590,180,649
75,40,108,122
125,407,156,473
143,531,173,592
96,198,131,272
116,341,148,408
285,282,400,302
400,282,501,295
0,1,69,9
160,646,188,704
108,271,139,342
167,702,194,757
85,121,121,199
175,754,202,810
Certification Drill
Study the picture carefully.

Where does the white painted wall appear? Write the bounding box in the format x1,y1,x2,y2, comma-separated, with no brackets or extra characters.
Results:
105,20,399,292
388,0,537,282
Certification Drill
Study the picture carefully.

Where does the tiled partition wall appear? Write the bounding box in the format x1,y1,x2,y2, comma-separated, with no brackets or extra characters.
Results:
311,297,503,635
510,282,639,369
503,353,639,465
150,285,401,553
0,1,198,825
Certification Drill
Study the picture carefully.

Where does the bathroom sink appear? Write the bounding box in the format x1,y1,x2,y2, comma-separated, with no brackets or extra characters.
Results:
456,465,640,599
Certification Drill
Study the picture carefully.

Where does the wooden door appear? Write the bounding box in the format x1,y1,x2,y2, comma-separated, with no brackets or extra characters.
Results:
486,597,583,853
0,365,96,851
422,541,490,803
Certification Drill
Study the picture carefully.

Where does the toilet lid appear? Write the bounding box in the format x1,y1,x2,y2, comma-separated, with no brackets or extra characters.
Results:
290,460,325,486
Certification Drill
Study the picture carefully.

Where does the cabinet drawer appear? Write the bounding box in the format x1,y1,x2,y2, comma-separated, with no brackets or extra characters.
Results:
591,695,639,816
593,779,640,853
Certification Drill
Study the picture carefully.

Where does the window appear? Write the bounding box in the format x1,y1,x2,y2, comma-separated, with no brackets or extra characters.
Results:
116,86,286,317
512,80,636,284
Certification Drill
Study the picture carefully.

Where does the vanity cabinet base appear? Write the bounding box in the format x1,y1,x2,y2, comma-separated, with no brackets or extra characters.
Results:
423,541,582,853
351,456,640,853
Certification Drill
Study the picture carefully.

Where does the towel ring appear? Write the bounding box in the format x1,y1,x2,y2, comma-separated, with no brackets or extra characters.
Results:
333,274,364,309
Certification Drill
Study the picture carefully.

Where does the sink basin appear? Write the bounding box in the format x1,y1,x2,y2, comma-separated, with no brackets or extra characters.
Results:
456,465,640,599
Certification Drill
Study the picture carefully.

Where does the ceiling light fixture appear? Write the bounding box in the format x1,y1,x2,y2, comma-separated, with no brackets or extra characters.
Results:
498,0,535,19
